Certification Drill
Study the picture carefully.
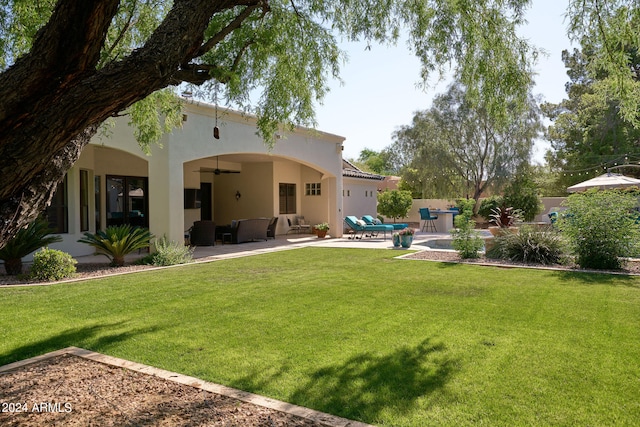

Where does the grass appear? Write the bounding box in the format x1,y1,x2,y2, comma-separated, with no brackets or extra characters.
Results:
1,247,640,426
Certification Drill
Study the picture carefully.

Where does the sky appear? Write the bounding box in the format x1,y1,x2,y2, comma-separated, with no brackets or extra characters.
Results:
314,0,573,164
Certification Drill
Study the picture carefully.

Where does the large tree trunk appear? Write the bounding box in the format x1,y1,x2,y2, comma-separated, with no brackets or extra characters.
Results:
0,0,256,249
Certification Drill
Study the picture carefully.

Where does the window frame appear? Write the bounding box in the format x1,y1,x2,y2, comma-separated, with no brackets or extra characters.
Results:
279,183,296,214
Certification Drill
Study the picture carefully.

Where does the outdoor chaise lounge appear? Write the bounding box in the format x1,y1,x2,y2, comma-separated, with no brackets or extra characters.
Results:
361,215,408,230
344,216,394,240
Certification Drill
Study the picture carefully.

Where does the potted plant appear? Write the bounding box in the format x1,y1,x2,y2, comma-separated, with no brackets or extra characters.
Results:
398,228,415,248
392,232,401,247
314,222,330,238
488,205,523,236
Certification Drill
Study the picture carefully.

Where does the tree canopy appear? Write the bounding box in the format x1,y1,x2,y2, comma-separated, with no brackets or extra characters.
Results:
0,0,539,247
542,46,640,190
389,81,541,205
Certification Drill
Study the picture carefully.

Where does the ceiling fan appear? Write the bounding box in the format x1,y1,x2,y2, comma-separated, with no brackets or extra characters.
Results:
194,157,241,175
211,156,240,175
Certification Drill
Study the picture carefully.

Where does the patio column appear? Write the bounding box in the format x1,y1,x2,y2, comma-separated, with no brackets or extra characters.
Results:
147,145,185,246
327,175,343,238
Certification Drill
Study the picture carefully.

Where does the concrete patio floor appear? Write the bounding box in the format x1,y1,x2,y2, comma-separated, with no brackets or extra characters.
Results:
73,230,463,265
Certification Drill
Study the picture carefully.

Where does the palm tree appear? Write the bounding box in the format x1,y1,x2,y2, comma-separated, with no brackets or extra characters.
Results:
0,219,62,275
78,225,153,266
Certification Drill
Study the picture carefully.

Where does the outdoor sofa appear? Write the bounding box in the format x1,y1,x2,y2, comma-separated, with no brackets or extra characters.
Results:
231,218,270,243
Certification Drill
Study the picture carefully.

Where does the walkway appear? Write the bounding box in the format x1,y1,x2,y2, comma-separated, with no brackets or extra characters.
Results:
73,231,456,265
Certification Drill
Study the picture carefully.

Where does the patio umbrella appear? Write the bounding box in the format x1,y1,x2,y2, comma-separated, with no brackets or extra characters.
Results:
566,173,640,192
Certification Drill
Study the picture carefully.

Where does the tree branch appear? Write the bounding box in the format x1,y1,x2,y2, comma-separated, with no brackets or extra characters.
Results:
195,2,266,58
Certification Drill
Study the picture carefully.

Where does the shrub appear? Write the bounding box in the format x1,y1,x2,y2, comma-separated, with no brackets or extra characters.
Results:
502,174,543,222
142,237,194,266
78,225,154,266
478,196,502,221
486,225,566,265
478,175,543,223
451,199,484,259
30,248,77,281
558,189,640,270
0,219,62,275
377,190,413,222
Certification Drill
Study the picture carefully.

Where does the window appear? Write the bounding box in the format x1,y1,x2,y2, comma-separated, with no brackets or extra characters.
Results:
305,182,321,196
279,183,296,214
46,175,68,233
106,175,149,227
80,170,89,231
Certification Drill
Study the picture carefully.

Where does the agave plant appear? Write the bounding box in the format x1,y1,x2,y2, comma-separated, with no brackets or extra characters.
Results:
0,219,63,275
78,225,153,266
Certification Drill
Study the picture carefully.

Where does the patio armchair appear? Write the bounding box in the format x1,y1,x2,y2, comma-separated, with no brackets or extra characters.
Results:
266,216,278,239
286,216,311,234
344,216,394,240
189,220,216,246
362,215,408,230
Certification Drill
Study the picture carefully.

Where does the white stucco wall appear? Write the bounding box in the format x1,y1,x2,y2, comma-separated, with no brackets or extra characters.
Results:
342,178,380,220
36,99,345,258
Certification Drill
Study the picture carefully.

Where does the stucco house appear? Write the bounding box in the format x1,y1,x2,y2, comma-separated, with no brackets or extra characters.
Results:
341,158,384,221
39,99,376,257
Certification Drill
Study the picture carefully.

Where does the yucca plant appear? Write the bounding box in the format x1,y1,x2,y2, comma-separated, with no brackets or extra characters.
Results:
0,219,62,275
78,225,153,266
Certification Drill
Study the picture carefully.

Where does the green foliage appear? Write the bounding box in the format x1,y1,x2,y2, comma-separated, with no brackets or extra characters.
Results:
567,2,640,130
543,43,640,191
389,81,540,203
3,248,640,425
377,190,413,222
478,196,502,221
78,225,154,267
140,236,194,267
314,222,330,231
502,173,542,221
128,89,184,154
30,248,77,281
558,189,640,270
0,0,539,149
451,201,484,258
478,174,542,223
486,226,567,265
0,219,62,275
355,148,394,175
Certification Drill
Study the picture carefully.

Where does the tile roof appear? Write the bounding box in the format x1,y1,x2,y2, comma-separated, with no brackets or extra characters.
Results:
342,159,385,181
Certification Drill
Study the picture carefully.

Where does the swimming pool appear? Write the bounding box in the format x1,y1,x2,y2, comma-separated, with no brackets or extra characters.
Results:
417,238,487,251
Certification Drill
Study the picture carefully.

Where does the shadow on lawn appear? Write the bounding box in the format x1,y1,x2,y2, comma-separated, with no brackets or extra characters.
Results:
290,338,458,423
552,269,638,285
433,258,640,286
0,322,158,366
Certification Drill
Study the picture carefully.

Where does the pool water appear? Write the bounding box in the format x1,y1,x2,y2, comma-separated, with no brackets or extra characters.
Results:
418,238,487,251
418,239,456,250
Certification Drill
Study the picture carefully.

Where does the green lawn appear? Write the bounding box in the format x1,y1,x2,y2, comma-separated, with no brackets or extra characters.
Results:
1,247,640,426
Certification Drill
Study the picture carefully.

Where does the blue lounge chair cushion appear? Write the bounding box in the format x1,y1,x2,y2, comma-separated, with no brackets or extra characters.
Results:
361,215,408,230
